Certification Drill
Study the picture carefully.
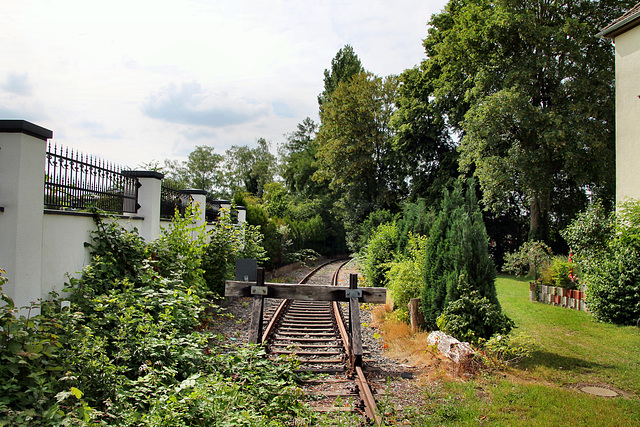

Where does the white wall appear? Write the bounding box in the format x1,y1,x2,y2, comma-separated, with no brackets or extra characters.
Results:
615,27,640,203
0,121,217,310
41,212,144,298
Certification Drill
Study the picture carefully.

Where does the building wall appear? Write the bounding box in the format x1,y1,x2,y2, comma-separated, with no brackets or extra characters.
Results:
615,27,640,203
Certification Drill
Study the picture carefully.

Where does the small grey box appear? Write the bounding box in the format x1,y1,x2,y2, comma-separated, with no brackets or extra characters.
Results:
345,289,362,298
235,258,257,282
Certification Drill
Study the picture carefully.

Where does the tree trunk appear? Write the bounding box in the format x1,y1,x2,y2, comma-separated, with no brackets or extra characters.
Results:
529,191,551,241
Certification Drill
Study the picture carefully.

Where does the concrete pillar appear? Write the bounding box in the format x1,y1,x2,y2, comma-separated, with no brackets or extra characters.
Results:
0,120,52,310
122,171,163,241
182,189,207,228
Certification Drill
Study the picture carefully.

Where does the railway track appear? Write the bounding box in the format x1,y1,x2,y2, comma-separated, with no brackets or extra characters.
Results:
260,259,383,424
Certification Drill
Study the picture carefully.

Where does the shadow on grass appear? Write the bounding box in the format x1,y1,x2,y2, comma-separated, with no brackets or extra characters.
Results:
517,350,610,373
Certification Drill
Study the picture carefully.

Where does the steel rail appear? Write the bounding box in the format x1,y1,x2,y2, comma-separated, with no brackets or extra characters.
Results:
260,258,382,425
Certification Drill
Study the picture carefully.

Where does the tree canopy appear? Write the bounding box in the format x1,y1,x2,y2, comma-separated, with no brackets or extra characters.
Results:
313,71,403,244
422,0,624,241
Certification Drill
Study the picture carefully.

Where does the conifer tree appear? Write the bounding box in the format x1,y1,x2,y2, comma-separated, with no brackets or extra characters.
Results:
421,179,498,328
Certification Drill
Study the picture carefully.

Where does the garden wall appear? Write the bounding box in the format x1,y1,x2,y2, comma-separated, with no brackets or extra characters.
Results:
0,120,242,311
530,282,587,311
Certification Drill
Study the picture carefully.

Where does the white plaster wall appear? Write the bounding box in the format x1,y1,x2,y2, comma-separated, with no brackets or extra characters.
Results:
41,213,144,298
615,28,640,203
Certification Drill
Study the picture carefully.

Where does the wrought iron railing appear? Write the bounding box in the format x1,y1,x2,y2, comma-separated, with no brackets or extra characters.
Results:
44,143,139,214
160,184,191,219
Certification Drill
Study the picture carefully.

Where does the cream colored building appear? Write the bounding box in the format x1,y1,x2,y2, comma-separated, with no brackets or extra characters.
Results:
598,4,640,203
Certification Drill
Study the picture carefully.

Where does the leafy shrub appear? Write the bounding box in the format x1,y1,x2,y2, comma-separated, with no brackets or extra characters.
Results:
547,256,578,289
1,208,308,425
562,200,614,260
386,234,427,312
562,200,640,325
481,332,537,368
0,279,67,425
203,206,267,296
395,199,434,255
502,240,553,280
436,278,514,344
352,209,394,252
359,222,398,287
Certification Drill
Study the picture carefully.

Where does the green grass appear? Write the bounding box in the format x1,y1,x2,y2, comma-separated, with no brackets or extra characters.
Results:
383,275,640,426
497,274,640,394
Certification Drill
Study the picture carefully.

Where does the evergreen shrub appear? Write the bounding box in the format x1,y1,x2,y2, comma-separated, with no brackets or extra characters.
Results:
421,179,500,328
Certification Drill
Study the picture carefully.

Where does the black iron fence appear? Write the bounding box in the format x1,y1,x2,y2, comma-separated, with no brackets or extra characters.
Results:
160,184,191,219
44,143,140,214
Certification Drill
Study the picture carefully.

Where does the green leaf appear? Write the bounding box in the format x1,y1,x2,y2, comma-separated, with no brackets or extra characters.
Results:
70,386,83,399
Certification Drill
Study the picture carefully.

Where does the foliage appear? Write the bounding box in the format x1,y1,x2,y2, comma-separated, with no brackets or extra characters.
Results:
394,198,435,255
480,332,537,368
390,65,459,205
202,206,267,296
1,207,308,425
359,222,398,288
279,117,323,198
436,278,514,344
562,200,614,261
0,282,68,425
502,240,553,280
134,346,309,426
314,71,403,241
546,256,578,290
317,44,364,108
351,209,394,253
423,0,623,241
386,235,428,312
234,193,287,270
163,146,225,197
225,138,277,198
421,179,499,329
562,199,640,325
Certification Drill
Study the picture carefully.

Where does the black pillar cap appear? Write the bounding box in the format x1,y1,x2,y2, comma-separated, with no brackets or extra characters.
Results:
0,120,53,141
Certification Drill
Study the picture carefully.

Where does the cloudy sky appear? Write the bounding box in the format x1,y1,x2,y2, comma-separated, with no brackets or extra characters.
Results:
2,0,448,168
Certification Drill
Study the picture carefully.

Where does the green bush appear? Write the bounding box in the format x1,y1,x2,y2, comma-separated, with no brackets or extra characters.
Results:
481,332,537,368
395,199,434,255
502,240,553,280
203,206,266,296
421,179,499,329
386,234,428,311
562,200,640,325
1,208,307,425
359,222,398,287
352,209,394,253
547,256,578,290
436,278,514,344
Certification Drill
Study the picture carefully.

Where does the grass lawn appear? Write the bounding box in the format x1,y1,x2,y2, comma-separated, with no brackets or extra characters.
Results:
379,275,640,426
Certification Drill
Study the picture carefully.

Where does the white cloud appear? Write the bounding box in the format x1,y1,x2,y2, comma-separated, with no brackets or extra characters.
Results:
1,0,448,167
3,72,33,96
142,81,270,128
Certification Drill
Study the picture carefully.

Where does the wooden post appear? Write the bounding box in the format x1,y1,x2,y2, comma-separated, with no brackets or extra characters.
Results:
408,298,424,333
349,274,363,368
248,267,265,344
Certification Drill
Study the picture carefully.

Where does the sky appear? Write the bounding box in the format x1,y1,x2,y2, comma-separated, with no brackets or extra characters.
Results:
2,0,448,169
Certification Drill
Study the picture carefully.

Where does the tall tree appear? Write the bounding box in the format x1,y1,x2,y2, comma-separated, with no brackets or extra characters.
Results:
391,66,460,206
423,0,625,241
317,44,365,108
313,71,403,244
224,138,276,198
161,145,224,196
278,117,322,197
